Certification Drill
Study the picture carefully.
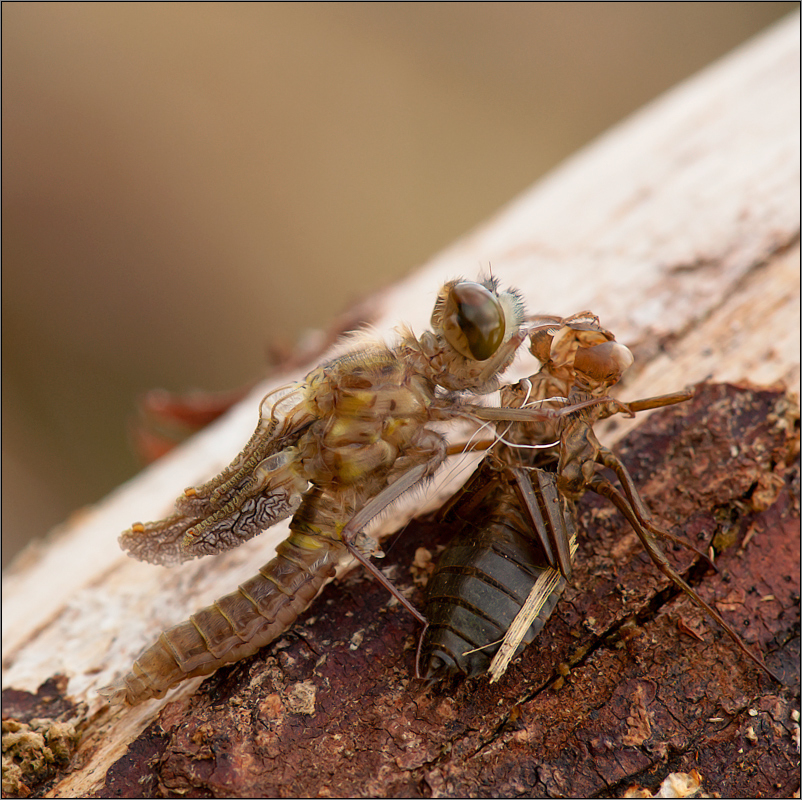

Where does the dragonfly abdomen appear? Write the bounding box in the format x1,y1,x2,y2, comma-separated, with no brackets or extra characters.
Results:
104,534,345,705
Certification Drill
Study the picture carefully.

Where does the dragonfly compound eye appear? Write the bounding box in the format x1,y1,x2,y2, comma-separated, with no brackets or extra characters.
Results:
442,281,506,361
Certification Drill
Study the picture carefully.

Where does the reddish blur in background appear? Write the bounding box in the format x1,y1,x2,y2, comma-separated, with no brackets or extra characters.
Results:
2,4,794,561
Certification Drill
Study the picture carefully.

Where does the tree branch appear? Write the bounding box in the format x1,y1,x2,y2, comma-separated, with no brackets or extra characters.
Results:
3,14,799,799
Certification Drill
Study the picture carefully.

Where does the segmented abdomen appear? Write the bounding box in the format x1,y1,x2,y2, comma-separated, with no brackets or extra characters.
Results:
104,533,345,705
420,466,573,680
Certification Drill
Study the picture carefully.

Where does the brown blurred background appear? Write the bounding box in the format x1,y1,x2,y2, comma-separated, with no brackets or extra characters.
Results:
2,3,794,562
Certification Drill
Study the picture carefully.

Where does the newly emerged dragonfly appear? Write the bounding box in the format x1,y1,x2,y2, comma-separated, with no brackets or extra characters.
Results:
104,278,608,706
420,314,781,684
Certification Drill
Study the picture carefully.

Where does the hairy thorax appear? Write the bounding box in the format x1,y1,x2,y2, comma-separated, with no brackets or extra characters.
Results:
297,346,437,493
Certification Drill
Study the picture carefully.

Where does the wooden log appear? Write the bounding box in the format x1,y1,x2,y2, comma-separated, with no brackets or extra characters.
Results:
2,14,799,799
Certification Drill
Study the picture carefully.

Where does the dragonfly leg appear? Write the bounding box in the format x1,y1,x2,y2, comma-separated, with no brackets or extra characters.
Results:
596,448,715,569
589,474,783,684
509,466,574,581
338,443,449,627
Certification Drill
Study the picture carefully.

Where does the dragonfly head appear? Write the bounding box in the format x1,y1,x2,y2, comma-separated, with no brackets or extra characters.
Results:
430,278,526,391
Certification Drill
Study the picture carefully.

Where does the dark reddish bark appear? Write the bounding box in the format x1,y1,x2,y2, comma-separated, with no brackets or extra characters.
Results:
100,383,800,799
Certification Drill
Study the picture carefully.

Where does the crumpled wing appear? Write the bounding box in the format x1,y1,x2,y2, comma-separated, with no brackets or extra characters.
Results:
119,383,312,566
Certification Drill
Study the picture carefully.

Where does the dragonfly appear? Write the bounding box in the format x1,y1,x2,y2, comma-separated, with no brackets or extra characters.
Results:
103,278,608,706
420,313,781,684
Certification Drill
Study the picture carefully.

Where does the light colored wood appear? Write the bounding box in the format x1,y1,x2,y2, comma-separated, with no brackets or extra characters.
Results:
2,14,798,797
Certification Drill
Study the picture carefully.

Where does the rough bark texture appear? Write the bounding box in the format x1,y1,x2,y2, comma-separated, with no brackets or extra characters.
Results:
3,13,799,800
93,383,801,799
5,385,797,798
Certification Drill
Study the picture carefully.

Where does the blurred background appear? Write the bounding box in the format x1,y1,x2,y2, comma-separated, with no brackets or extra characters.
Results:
3,3,794,561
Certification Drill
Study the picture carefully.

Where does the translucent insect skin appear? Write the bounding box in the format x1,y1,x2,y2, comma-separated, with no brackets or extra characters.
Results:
106,278,581,706
422,311,781,685
420,313,618,680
